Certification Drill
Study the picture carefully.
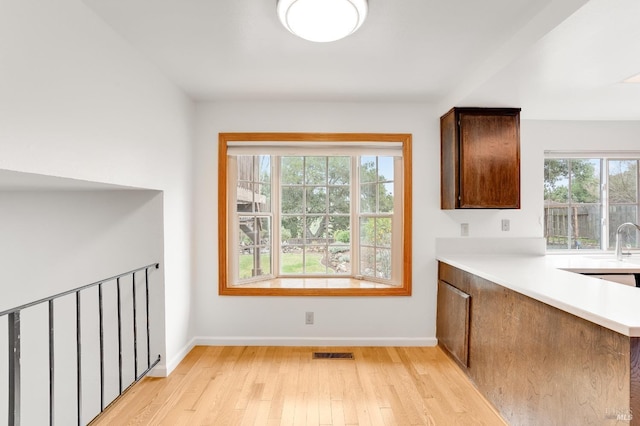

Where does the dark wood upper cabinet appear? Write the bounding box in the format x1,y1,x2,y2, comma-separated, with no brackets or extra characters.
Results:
441,107,521,209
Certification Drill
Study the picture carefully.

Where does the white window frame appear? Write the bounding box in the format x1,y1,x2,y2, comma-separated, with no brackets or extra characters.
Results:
545,151,640,252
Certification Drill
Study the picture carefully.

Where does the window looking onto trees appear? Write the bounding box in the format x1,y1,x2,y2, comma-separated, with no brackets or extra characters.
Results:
544,155,640,250
279,156,353,276
219,133,412,296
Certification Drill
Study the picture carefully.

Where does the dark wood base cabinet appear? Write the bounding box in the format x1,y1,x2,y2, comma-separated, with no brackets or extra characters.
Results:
437,261,640,425
436,280,470,368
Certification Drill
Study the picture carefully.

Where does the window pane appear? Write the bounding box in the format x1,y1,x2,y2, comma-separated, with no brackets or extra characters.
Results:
306,187,327,213
259,250,271,275
360,184,376,213
305,216,328,242
236,184,254,213
359,217,392,248
570,159,600,203
329,216,350,240
237,155,255,181
571,204,601,249
544,207,570,249
258,217,271,246
328,244,351,273
236,198,253,213
281,217,302,246
329,186,350,214
281,187,303,214
236,162,254,213
360,217,374,246
360,157,376,183
238,253,252,279
378,183,394,213
360,246,375,277
305,247,328,274
332,229,350,243
236,156,271,214
609,205,639,249
544,205,601,250
544,159,569,203
544,159,602,250
237,217,271,280
239,216,255,247
377,156,394,181
254,183,270,213
258,155,271,182
305,157,326,185
375,248,392,279
328,157,350,185
609,160,637,203
281,157,304,185
375,218,392,247
281,249,303,274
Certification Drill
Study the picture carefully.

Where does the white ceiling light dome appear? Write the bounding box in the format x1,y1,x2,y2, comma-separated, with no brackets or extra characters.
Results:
277,0,368,43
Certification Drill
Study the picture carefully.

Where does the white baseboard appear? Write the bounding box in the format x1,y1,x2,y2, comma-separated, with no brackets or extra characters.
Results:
154,336,437,376
150,336,197,377
193,336,437,347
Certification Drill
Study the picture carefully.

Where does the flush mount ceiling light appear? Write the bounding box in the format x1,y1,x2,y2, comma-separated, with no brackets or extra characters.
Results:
623,72,640,83
277,0,368,43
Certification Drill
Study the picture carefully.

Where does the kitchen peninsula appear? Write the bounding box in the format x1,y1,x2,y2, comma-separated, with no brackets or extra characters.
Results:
436,247,640,425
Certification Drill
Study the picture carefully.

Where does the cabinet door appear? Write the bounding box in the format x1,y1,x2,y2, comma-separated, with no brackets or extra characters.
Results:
459,112,520,208
436,280,470,367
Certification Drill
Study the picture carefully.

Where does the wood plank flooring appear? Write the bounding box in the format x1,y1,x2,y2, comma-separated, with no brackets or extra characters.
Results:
91,346,506,426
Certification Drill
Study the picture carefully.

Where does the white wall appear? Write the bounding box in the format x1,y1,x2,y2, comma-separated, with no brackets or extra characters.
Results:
193,103,640,347
0,190,163,309
0,0,194,374
0,190,164,425
193,101,444,346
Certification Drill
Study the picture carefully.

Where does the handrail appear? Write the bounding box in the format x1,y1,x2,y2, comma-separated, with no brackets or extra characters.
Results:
2,262,161,426
0,262,159,316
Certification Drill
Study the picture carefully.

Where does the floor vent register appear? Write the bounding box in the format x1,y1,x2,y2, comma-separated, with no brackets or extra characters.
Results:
312,352,355,360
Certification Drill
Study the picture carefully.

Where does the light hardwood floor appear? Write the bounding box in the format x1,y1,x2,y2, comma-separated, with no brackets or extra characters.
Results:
91,346,506,425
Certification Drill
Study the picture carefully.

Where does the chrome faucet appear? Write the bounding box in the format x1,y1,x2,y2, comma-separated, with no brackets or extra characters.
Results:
615,222,640,260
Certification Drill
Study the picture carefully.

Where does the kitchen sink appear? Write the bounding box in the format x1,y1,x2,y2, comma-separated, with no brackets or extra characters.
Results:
583,255,618,261
550,254,640,287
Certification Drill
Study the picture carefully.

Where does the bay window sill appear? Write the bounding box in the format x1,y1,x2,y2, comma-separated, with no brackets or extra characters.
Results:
220,277,410,296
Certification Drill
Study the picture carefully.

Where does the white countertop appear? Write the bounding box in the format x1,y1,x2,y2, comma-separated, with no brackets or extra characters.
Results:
436,253,640,337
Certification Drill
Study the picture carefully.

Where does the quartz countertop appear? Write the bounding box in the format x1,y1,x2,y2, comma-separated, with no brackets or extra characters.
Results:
436,253,640,337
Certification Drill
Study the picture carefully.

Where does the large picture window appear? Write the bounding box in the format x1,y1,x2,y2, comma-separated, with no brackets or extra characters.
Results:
219,133,412,296
544,153,640,251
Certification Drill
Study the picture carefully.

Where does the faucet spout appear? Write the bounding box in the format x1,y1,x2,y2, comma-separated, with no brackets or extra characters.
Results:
615,222,640,261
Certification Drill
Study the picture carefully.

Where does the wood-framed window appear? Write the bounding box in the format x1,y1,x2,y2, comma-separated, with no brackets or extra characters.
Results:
218,133,412,296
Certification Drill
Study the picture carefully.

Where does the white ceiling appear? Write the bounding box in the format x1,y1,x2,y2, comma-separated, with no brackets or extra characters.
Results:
81,0,640,120
459,0,640,120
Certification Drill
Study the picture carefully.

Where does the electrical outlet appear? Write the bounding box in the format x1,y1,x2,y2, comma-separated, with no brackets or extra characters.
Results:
461,223,469,237
501,219,510,231
305,311,314,325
